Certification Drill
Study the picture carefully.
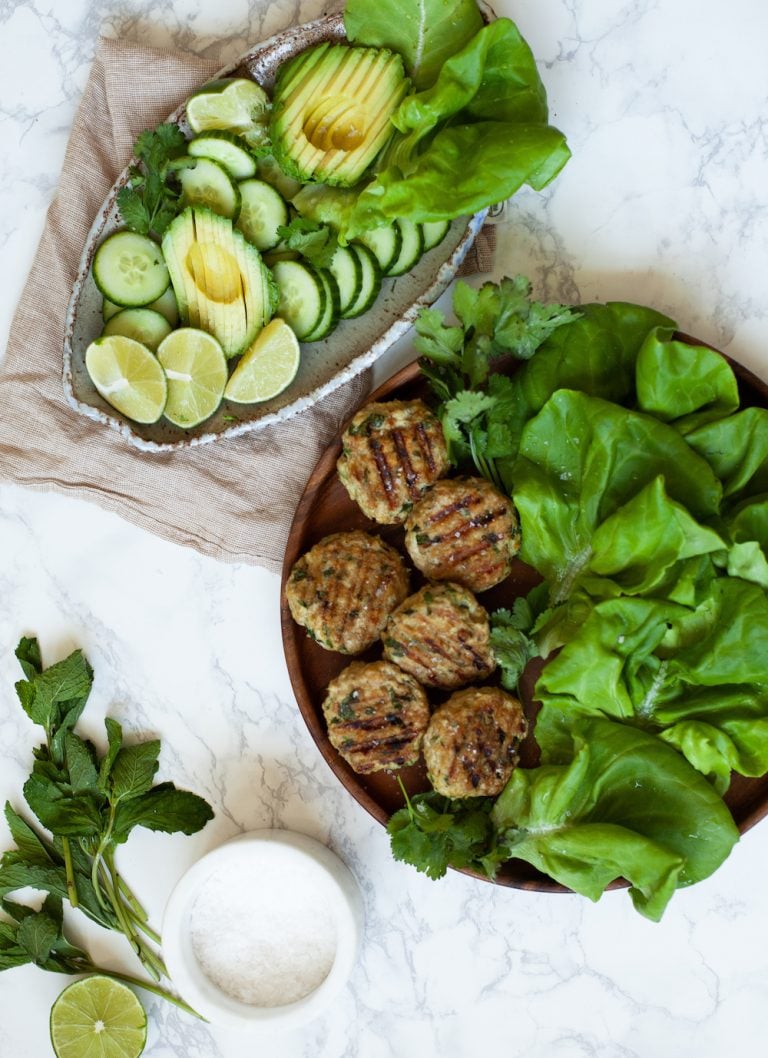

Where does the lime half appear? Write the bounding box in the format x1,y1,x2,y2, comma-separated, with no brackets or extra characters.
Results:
50,976,147,1058
157,327,227,428
187,78,269,135
85,335,167,424
224,318,300,404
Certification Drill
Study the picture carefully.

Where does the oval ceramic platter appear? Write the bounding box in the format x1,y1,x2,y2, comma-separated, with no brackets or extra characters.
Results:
280,341,768,893
62,12,487,453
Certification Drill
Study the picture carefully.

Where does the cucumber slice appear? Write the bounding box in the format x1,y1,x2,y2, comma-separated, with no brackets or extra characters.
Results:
102,285,178,326
179,157,241,220
385,219,424,277
92,231,170,308
257,155,303,201
102,307,172,352
303,269,340,343
421,219,450,252
188,131,257,180
236,179,289,251
327,245,362,317
342,243,382,319
356,224,401,274
271,260,326,340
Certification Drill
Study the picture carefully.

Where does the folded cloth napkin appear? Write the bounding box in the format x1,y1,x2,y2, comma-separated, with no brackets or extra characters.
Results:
0,36,494,575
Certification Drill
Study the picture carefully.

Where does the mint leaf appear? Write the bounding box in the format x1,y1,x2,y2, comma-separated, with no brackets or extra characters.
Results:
15,648,93,734
16,907,59,964
23,776,103,838
110,741,161,802
64,734,99,792
15,638,42,680
98,718,123,790
3,804,54,867
113,783,214,843
0,859,68,900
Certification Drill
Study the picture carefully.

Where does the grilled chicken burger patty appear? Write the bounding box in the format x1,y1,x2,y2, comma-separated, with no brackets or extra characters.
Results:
322,660,430,773
286,531,410,654
337,399,450,524
404,476,520,592
423,686,527,798
382,581,496,690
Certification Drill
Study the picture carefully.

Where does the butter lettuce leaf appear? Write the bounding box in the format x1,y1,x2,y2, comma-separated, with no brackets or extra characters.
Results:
513,390,722,604
686,407,768,501
492,302,675,492
492,718,739,921
344,0,483,90
535,579,768,792
635,328,739,430
344,19,570,236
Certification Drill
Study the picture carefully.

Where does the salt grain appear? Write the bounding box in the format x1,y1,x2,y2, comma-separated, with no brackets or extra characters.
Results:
189,854,337,1007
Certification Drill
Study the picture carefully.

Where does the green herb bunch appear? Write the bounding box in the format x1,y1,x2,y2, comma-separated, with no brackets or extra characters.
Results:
0,637,214,1014
414,276,579,488
116,123,191,239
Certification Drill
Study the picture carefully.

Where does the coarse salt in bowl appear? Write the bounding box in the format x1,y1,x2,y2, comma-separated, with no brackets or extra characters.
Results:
162,829,363,1030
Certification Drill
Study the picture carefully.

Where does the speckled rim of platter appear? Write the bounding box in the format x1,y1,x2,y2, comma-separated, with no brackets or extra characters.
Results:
62,12,489,454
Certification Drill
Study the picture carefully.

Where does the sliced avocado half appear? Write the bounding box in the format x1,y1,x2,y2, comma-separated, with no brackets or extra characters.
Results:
270,42,408,188
162,207,271,358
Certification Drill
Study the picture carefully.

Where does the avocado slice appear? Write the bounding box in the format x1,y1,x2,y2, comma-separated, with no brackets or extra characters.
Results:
270,43,408,188
162,207,271,358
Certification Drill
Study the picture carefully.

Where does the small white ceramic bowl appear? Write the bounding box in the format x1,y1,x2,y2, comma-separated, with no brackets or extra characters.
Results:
162,829,363,1030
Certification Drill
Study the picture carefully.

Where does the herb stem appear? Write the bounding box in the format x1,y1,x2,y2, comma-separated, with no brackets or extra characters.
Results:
61,837,79,910
103,851,166,982
81,963,204,1020
116,873,149,922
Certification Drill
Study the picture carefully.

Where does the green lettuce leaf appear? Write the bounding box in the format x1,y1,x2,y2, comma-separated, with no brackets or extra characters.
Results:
492,718,739,920
723,495,768,586
535,578,768,791
513,390,723,604
344,0,483,90
686,407,768,501
492,302,675,491
635,328,739,430
343,19,569,236
391,17,548,136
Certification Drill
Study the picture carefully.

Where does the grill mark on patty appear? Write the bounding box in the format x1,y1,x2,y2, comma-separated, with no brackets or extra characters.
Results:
368,437,398,507
414,422,438,474
390,428,420,495
425,502,510,537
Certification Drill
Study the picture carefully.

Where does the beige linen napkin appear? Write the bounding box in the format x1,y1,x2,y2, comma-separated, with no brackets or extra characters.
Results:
0,37,494,575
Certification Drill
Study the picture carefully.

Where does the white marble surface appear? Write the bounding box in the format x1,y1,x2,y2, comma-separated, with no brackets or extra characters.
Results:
2,0,768,1055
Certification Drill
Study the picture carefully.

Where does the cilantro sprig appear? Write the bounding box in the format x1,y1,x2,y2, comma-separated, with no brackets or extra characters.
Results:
415,276,580,487
387,782,499,880
275,217,339,269
0,637,214,1015
116,123,191,238
489,597,539,694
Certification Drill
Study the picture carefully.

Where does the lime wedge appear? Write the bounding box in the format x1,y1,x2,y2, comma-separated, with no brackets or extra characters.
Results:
85,335,167,424
187,78,269,135
224,318,300,403
157,327,227,428
50,976,147,1058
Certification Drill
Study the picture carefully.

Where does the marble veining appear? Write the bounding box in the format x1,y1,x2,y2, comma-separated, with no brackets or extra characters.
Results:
2,0,768,1055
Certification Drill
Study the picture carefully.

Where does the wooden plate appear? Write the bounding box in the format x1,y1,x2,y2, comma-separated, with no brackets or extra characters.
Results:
280,337,768,892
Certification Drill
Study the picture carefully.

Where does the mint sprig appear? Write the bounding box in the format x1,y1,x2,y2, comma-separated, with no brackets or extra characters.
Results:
0,637,214,1016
